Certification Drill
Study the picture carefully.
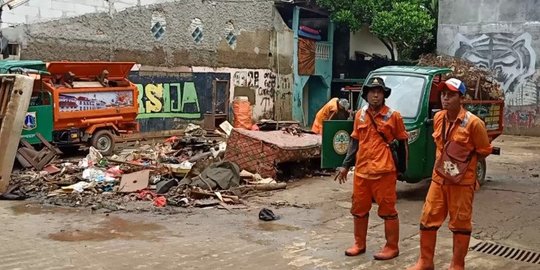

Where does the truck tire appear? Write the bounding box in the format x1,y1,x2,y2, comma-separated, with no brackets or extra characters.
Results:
477,159,487,186
91,130,115,156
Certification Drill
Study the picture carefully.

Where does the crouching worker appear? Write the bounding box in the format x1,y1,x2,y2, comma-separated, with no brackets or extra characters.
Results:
336,77,409,260
311,97,350,134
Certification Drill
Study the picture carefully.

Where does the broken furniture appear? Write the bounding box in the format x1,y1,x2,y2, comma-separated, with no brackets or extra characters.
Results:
224,129,322,179
16,132,63,171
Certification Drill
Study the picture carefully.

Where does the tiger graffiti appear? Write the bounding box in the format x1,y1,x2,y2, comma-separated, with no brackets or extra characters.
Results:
450,33,537,105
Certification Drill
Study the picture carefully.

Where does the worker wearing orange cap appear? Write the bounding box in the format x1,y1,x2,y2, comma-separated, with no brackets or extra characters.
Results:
407,78,493,270
311,98,350,134
336,77,409,261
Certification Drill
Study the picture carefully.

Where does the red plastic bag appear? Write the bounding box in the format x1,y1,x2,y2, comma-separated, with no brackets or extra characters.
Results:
153,196,167,207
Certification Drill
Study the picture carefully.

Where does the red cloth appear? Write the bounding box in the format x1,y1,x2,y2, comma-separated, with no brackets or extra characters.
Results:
153,196,167,207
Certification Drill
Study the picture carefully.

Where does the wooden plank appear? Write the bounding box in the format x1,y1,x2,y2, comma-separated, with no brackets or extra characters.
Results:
0,78,13,115
0,75,35,193
298,38,316,75
37,132,62,154
19,138,33,149
17,148,40,169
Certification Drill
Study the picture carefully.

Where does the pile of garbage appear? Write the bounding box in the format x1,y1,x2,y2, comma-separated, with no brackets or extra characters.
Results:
417,54,505,100
7,124,286,212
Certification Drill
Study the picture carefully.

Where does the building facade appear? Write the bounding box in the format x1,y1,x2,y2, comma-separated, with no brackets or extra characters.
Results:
2,0,298,132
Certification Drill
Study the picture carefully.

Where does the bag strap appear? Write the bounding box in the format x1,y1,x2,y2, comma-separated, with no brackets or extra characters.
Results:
442,111,472,144
365,109,390,144
442,112,475,161
442,118,448,144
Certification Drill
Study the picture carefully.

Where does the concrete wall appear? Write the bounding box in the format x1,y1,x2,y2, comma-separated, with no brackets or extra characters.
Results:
3,0,277,69
349,26,397,60
0,0,180,28
438,0,540,135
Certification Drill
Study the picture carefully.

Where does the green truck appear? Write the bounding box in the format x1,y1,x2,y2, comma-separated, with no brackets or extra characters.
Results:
0,60,54,145
322,66,504,185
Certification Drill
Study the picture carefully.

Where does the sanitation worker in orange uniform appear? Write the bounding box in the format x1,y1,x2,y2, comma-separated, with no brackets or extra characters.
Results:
311,98,350,134
407,78,493,270
336,77,409,260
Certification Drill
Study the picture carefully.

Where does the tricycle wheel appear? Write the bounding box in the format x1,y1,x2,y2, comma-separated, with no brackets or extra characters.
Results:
477,159,487,186
91,130,115,156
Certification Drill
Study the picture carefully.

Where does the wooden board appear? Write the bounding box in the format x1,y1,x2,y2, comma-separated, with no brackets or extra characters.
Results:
0,75,35,193
298,38,316,75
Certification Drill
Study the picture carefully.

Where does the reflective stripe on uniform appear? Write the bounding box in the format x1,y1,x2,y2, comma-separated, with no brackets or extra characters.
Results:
460,111,473,127
359,105,369,122
384,109,394,121
359,105,394,123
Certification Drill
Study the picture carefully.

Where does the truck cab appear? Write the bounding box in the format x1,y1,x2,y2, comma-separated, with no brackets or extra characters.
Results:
322,66,504,184
0,60,55,145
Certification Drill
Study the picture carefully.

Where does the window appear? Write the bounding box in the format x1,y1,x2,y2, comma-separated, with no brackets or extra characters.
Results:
7,43,19,56
358,74,426,118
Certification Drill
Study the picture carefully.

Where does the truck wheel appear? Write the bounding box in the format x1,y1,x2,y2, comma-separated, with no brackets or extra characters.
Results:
91,130,115,156
477,159,487,186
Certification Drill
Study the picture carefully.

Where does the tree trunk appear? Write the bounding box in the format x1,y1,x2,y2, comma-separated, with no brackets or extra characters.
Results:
378,37,396,61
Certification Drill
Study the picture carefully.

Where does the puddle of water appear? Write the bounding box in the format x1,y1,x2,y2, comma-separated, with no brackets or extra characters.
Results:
257,222,301,232
11,203,77,215
48,216,165,242
239,233,273,246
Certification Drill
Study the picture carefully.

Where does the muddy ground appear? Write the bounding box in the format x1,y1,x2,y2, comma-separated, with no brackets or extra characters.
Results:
1,134,539,269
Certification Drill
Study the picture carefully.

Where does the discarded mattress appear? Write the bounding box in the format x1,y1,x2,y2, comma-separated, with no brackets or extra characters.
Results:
224,129,322,179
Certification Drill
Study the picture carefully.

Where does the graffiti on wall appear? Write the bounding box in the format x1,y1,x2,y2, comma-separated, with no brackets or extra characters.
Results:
505,109,537,129
135,82,201,119
233,70,275,119
127,72,231,132
128,70,292,132
232,70,293,120
129,72,229,120
451,33,538,106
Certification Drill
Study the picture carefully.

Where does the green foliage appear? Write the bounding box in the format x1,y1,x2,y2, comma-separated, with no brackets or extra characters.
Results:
316,0,437,60
316,0,390,31
371,2,435,59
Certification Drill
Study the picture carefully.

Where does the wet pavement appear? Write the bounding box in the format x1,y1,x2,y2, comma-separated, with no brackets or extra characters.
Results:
1,135,539,269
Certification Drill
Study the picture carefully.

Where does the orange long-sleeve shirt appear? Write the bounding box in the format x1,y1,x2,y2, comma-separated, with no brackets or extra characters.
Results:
312,98,339,134
432,107,493,185
351,105,409,179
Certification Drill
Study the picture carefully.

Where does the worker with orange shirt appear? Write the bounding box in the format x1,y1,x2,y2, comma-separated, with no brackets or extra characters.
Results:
336,77,409,260
311,97,350,134
407,78,493,270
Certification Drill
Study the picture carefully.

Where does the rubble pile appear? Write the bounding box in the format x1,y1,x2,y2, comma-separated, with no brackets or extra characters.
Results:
7,124,286,211
417,54,505,100
281,124,308,137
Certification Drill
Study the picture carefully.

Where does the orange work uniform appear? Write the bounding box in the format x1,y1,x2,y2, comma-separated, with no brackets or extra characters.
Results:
420,108,492,233
350,105,409,219
311,98,340,134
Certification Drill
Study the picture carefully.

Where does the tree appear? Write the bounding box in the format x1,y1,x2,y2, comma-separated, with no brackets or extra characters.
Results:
316,0,436,60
